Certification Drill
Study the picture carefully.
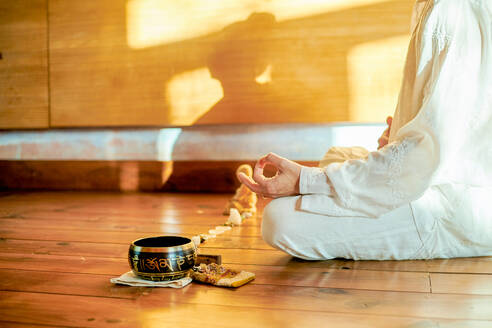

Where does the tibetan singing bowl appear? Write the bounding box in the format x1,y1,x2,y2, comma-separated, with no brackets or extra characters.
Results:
128,236,197,281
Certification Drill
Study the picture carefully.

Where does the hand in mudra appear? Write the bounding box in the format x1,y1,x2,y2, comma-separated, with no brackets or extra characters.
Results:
378,116,393,149
237,153,303,199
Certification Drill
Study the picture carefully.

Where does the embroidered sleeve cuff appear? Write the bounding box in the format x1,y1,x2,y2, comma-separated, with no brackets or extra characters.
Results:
299,166,333,195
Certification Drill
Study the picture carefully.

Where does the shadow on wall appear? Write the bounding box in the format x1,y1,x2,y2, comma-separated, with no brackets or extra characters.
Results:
197,13,278,125
198,5,411,124
49,0,413,127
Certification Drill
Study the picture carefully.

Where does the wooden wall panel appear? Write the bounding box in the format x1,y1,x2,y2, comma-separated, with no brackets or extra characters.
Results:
0,0,49,129
49,0,414,127
0,160,172,192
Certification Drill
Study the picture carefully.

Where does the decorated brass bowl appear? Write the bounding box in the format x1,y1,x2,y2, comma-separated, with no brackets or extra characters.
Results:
128,236,196,281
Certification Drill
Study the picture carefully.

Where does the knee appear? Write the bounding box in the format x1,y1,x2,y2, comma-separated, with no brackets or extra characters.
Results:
261,197,296,249
261,199,280,247
261,196,336,260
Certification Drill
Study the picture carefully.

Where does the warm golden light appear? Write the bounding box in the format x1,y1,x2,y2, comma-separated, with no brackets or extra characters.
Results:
165,67,223,125
127,0,389,48
125,0,413,125
347,35,409,122
255,64,273,85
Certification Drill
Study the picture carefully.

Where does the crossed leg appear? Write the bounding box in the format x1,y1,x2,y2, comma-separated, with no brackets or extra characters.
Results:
261,196,426,261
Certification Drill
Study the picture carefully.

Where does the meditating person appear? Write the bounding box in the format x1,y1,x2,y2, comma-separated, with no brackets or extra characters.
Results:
238,0,492,260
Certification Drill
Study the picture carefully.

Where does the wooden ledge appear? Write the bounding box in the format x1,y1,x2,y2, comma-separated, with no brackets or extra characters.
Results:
0,160,317,192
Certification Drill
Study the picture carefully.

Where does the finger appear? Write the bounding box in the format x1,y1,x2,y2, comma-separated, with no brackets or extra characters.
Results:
258,152,286,171
378,136,388,149
386,116,393,126
253,160,268,184
238,172,264,194
255,153,271,169
383,127,390,137
238,171,258,189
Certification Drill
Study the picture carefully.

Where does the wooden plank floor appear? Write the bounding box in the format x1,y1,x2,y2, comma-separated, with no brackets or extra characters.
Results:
1,192,491,328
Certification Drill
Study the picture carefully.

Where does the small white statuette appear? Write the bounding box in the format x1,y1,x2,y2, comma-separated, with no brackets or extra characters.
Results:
191,235,201,247
228,208,242,225
199,233,215,241
215,226,231,232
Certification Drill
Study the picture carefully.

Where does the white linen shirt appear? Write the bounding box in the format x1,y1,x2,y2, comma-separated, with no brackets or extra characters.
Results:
299,0,492,255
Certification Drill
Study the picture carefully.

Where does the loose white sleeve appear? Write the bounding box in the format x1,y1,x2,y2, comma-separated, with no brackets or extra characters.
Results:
299,166,333,195
300,131,437,218
299,2,454,218
300,146,370,195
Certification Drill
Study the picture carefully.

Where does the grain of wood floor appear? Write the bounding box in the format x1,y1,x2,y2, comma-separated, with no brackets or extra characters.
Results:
0,192,491,328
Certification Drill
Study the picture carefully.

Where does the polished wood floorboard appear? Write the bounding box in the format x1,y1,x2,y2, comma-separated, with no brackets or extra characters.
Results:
1,191,491,327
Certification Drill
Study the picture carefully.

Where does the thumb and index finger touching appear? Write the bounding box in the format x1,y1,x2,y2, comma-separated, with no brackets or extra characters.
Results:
254,152,284,180
237,153,284,194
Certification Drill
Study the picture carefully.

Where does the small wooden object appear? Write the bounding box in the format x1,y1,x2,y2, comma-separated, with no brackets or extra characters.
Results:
191,263,255,288
196,254,222,265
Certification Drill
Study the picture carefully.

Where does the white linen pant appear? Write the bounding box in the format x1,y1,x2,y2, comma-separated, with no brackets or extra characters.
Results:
263,146,492,261
262,196,427,261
